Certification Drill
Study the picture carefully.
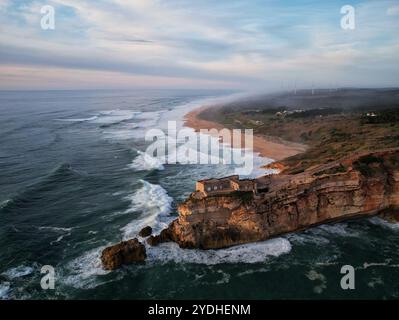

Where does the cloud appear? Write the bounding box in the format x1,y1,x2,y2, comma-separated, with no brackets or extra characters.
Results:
387,5,399,16
0,0,398,90
0,64,239,90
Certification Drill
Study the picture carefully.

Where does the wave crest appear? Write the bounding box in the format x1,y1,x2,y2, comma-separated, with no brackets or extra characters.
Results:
2,265,34,279
129,151,165,171
147,238,292,265
122,180,173,239
0,282,10,300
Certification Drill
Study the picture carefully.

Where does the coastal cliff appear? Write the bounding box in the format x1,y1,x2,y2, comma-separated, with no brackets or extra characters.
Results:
155,149,399,249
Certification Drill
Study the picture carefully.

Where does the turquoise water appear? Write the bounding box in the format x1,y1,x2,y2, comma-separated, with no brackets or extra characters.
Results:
0,89,398,300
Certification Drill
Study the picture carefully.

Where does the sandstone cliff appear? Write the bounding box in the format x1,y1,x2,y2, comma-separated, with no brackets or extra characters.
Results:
155,149,399,249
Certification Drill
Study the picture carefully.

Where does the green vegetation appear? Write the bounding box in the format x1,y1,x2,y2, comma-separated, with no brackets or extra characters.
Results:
357,155,384,165
353,155,385,177
199,89,399,173
361,109,399,124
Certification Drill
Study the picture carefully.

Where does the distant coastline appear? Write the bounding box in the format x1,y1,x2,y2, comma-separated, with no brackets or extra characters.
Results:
184,104,307,161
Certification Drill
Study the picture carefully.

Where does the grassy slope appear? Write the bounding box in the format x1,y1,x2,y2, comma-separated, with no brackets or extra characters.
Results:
199,89,399,174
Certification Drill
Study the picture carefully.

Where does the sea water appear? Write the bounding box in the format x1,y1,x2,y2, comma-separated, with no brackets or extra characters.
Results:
0,89,398,299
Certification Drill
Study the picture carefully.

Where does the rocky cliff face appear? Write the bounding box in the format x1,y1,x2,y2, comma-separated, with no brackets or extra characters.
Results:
158,149,399,249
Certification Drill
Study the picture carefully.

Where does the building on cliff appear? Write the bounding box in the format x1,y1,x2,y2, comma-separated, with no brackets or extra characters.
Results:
170,149,399,250
196,175,271,197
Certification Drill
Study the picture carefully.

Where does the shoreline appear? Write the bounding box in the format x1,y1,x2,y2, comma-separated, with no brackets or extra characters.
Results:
184,105,307,162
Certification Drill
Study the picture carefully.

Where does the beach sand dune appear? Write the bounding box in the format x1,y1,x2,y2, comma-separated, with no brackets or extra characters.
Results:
184,106,307,161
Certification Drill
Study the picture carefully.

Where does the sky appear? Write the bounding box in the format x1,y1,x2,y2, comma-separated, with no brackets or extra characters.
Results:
0,0,398,91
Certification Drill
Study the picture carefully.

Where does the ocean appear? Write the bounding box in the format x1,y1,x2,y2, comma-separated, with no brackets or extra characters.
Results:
0,89,398,300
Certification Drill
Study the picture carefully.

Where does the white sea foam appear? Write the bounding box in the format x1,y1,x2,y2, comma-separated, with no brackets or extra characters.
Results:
306,270,327,294
50,234,69,245
129,151,165,171
101,127,141,140
310,223,361,238
158,93,245,133
237,267,270,277
0,282,10,300
101,110,159,126
369,217,399,230
286,223,362,247
166,142,222,165
367,277,384,288
215,270,231,284
122,180,173,239
146,238,292,265
285,232,330,245
55,116,98,122
134,111,161,128
57,110,144,126
37,226,72,244
2,265,34,279
91,110,138,125
62,246,110,289
0,199,11,209
38,226,73,232
100,110,162,141
161,130,273,178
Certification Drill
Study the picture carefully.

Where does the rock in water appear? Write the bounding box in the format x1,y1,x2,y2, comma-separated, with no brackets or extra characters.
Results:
146,229,172,246
101,238,146,270
379,210,399,223
139,226,152,237
146,235,159,246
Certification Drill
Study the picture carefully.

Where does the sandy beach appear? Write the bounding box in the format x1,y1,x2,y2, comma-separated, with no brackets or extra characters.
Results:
184,105,307,161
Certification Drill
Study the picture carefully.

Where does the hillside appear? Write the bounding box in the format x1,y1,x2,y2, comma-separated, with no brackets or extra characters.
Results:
198,88,399,173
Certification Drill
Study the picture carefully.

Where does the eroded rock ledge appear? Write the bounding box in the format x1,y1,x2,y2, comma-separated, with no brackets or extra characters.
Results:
152,149,399,249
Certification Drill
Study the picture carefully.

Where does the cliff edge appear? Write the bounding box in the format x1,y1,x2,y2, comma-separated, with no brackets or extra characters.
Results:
153,149,399,249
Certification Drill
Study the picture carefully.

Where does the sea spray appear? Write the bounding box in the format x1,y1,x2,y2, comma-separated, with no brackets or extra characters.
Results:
129,151,165,171
62,246,110,289
122,180,173,239
0,282,10,300
146,238,292,265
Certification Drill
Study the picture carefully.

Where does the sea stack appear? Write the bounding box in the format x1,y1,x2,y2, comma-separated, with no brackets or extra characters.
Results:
101,238,146,270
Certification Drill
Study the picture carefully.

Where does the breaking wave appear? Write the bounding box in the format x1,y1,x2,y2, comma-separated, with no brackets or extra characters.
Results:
95,110,142,128
369,217,399,230
38,226,73,233
146,238,292,265
55,116,98,122
129,151,165,171
38,226,73,245
306,269,327,294
121,180,174,239
0,199,11,210
0,282,10,300
62,246,110,289
100,110,162,141
2,265,34,279
56,110,141,126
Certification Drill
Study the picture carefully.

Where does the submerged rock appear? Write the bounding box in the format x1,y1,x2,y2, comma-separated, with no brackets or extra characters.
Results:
146,229,172,246
379,210,399,223
146,235,159,246
101,238,146,270
139,226,152,237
